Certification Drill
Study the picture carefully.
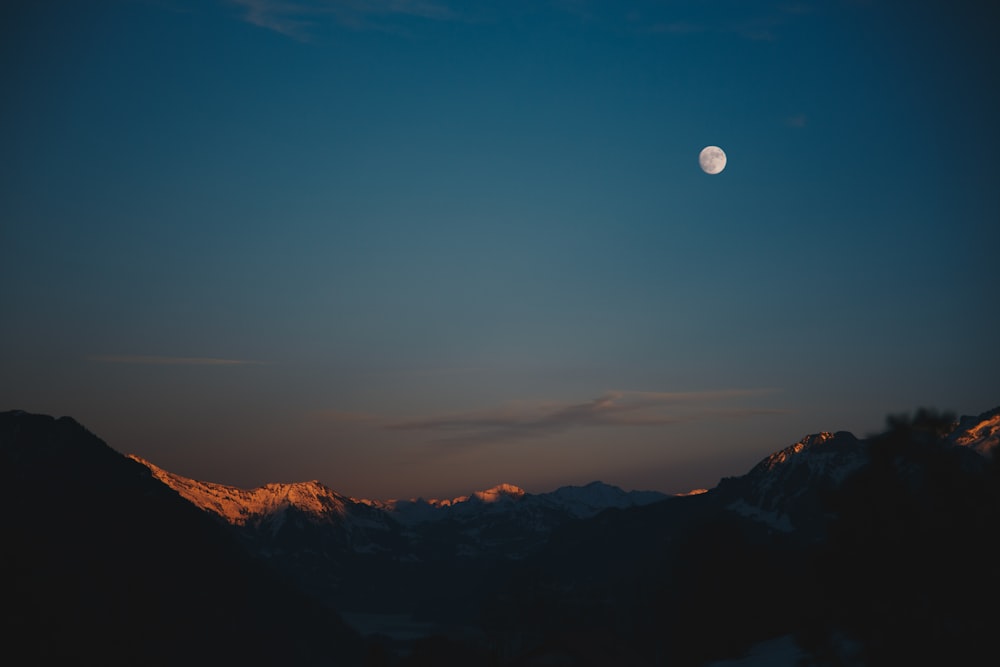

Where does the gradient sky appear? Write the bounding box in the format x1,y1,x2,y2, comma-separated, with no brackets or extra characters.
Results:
2,0,998,500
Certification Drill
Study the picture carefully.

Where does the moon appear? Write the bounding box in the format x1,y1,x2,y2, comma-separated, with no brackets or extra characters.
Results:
699,146,727,175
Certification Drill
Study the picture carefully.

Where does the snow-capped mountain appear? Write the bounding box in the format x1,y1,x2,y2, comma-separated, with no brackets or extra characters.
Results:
123,457,672,618
6,405,999,666
129,455,394,531
366,480,669,525
130,455,408,558
129,455,354,526
133,455,666,528
0,411,366,665
129,406,1000,552
719,406,1000,534
949,406,1000,457
358,482,532,525
128,455,668,562
538,480,671,518
480,406,1000,667
719,430,866,532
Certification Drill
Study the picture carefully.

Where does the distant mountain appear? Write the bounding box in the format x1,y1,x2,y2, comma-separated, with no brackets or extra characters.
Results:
480,405,1000,666
5,405,998,666
718,406,1000,535
130,456,668,560
948,405,1000,456
133,459,668,527
130,455,404,552
716,430,867,534
541,480,672,518
0,411,364,667
128,456,670,619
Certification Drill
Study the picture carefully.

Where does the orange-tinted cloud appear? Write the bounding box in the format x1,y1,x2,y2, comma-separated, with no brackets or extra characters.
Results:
87,355,266,366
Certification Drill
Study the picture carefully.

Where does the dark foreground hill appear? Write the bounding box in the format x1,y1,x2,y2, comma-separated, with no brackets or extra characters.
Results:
480,408,1000,666
3,407,999,666
0,411,364,666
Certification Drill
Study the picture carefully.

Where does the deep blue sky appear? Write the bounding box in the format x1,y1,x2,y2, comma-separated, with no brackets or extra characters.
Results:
3,0,998,499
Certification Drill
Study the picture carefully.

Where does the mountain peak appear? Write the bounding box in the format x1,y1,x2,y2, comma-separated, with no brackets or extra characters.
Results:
541,481,667,518
472,483,526,503
725,430,867,531
128,455,351,527
949,407,1000,457
747,431,862,477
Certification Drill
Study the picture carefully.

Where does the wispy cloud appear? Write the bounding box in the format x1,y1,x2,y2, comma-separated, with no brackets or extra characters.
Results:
785,113,808,128
779,3,816,16
310,408,381,423
87,354,266,366
225,1,818,41
644,21,704,35
227,0,457,40
230,0,318,39
388,389,785,445
624,1,817,42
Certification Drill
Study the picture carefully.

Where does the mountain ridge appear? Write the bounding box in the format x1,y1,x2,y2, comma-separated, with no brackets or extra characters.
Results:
126,405,999,540
0,410,365,666
5,405,999,666
129,453,672,528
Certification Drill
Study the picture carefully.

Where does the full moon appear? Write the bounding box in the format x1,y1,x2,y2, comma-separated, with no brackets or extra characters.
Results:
699,146,727,175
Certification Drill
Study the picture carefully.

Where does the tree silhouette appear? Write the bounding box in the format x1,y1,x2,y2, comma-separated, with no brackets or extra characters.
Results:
819,408,1000,665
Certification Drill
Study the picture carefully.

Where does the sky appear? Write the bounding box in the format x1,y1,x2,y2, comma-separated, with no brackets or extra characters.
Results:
2,0,998,500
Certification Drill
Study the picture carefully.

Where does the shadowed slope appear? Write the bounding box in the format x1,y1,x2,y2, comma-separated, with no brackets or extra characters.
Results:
0,411,363,667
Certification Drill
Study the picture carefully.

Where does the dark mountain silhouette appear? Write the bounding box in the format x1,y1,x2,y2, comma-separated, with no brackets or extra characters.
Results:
0,411,364,666
480,407,1000,666
3,406,998,666
128,456,668,624
811,408,1000,665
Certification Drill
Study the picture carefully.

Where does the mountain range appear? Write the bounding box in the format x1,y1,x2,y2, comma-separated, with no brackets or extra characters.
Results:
3,405,998,666
130,453,671,555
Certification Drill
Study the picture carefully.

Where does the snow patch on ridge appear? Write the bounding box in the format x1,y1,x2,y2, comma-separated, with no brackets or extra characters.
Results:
473,483,526,503
130,453,669,533
950,409,1000,457
128,455,351,528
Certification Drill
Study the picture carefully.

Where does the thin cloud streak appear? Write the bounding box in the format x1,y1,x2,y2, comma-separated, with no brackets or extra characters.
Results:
388,389,785,445
785,113,808,127
231,0,318,40
228,0,456,39
635,0,827,42
309,408,381,423
643,21,704,35
87,355,267,366
227,1,814,41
